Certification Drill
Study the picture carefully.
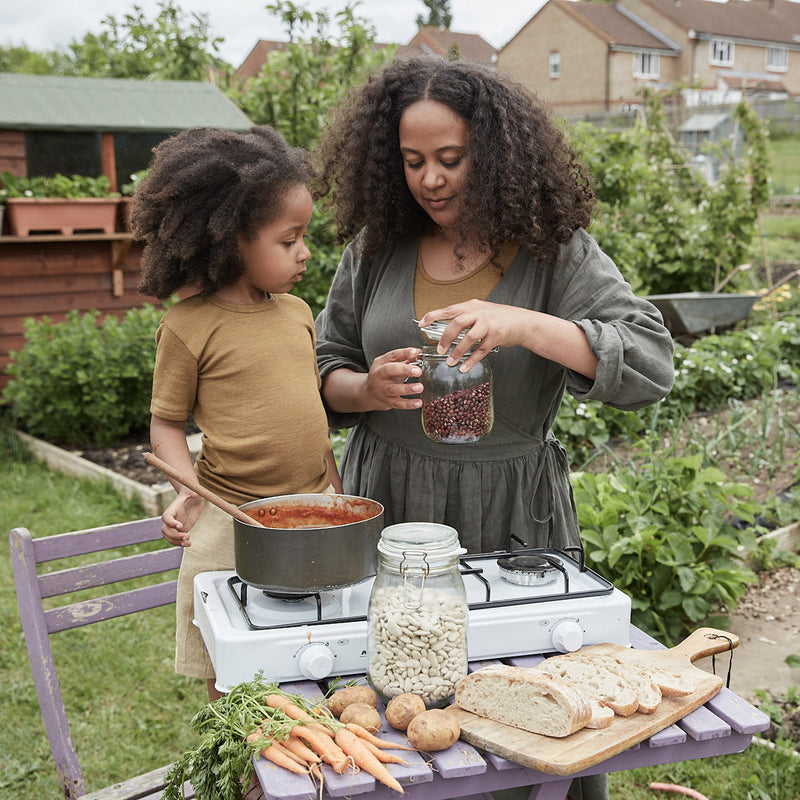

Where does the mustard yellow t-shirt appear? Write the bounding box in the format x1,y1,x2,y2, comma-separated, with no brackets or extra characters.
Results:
413,244,519,325
150,293,332,505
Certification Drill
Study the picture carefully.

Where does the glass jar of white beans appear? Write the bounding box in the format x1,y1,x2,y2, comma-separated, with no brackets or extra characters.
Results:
366,522,468,707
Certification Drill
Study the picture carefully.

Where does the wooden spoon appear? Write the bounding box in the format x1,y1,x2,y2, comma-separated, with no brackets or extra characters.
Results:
142,451,266,528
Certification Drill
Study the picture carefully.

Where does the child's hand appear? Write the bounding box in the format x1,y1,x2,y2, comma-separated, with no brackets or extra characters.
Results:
161,492,204,546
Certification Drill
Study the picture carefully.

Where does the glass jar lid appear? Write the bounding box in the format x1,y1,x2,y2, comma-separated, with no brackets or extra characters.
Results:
414,319,467,344
378,522,466,565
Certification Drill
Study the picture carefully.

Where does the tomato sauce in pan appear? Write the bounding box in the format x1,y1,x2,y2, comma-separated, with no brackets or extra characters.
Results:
244,500,379,529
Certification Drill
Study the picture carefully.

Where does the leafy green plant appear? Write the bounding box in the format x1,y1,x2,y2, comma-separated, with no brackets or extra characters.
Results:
0,171,117,198
120,169,149,196
2,305,166,447
555,317,800,467
573,91,768,295
573,444,760,645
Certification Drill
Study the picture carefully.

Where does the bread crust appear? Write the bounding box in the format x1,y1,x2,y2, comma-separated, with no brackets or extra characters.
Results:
454,665,593,738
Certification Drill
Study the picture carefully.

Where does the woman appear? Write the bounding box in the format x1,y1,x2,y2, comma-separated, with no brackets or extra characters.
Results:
313,57,674,800
313,57,673,556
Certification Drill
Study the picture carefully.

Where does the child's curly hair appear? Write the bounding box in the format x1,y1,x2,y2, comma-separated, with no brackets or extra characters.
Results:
134,126,313,299
313,58,594,267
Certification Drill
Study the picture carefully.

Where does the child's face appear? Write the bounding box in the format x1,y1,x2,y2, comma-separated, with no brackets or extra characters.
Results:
235,184,313,299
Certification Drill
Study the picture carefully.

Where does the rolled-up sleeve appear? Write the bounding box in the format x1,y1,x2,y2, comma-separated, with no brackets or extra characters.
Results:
315,242,371,428
554,230,675,410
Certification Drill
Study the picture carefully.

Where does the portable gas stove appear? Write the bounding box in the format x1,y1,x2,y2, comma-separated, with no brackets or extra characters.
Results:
194,546,632,691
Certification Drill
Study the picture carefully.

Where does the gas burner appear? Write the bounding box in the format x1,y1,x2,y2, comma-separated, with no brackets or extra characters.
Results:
264,590,314,603
497,554,563,586
227,577,343,629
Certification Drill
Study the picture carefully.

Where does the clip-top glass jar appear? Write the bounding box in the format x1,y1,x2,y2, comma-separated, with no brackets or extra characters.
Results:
367,522,468,707
415,320,494,444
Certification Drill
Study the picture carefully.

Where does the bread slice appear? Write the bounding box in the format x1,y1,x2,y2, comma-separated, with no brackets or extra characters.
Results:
538,654,640,716
585,697,615,729
454,666,592,738
598,658,662,714
626,662,694,697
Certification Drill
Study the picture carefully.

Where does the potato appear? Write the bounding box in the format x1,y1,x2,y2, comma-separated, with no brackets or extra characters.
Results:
327,685,379,717
406,708,461,751
339,702,382,733
385,693,427,731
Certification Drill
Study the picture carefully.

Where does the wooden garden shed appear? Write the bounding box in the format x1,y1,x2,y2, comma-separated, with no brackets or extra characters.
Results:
0,74,252,392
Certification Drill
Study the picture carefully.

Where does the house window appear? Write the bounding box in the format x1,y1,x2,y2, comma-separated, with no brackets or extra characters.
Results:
710,39,734,66
766,46,788,72
633,52,660,79
549,52,560,79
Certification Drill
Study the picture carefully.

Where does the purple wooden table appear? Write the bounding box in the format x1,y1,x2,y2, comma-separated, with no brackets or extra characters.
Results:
254,626,770,800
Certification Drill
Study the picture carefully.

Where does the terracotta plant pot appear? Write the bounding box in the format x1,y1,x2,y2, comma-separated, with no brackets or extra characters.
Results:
5,197,120,236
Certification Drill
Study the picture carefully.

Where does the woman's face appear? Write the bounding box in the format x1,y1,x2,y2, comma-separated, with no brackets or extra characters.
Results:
398,99,470,231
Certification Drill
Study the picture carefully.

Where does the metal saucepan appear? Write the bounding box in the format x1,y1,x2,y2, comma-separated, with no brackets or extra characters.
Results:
234,494,384,592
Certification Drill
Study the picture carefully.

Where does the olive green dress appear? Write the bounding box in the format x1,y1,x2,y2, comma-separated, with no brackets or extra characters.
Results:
316,228,674,555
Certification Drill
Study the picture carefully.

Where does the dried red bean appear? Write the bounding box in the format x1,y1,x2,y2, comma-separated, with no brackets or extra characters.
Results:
422,381,492,443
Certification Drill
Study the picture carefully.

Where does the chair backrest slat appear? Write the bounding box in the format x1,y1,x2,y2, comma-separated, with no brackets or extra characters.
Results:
44,580,178,633
30,518,164,563
38,547,182,599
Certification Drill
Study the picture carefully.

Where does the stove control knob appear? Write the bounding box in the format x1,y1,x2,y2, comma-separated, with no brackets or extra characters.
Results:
551,619,583,653
297,643,335,680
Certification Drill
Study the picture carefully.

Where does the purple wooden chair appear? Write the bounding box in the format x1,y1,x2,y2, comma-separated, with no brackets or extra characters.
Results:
9,518,194,800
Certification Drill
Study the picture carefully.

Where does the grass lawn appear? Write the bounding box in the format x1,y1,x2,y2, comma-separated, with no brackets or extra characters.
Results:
0,432,207,800
769,135,800,196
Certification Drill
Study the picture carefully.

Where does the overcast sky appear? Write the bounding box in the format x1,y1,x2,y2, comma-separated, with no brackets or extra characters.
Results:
1,0,549,68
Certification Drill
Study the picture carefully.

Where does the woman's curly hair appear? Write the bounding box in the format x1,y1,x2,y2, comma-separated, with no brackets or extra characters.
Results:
133,126,313,299
313,58,594,267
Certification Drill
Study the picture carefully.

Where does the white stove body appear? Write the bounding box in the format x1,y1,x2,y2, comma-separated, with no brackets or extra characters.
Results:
194,551,632,691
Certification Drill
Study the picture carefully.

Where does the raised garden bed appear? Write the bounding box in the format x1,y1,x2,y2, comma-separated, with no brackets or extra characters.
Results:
15,430,176,515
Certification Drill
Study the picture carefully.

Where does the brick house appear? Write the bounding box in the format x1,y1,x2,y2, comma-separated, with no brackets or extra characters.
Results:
395,26,498,66
235,27,497,84
498,0,800,116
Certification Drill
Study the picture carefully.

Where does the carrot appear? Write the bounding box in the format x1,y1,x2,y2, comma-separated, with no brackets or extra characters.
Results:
246,731,309,775
282,735,322,764
345,722,416,750
334,727,405,794
259,741,311,775
291,724,349,774
266,694,335,737
355,738,409,765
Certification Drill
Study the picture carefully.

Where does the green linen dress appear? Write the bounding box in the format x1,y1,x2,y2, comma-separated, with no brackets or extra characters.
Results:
316,228,674,555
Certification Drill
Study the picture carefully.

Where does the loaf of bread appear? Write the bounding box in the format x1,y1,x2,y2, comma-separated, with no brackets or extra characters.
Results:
454,665,592,738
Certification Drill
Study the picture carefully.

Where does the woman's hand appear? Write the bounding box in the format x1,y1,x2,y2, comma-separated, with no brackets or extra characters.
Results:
418,300,529,371
418,300,598,379
160,490,205,546
363,347,423,410
322,347,423,413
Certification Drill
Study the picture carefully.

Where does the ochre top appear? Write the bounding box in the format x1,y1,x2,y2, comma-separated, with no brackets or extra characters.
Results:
150,292,332,504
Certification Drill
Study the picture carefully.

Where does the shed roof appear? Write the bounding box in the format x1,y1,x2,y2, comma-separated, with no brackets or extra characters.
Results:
0,73,252,132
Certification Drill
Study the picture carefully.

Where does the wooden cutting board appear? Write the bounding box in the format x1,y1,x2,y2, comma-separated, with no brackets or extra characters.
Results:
448,627,737,776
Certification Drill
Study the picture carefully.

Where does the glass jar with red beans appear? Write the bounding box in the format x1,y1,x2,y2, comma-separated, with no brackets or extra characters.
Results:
416,325,494,444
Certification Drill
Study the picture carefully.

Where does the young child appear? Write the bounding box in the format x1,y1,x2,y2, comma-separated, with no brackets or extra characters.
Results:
132,125,342,700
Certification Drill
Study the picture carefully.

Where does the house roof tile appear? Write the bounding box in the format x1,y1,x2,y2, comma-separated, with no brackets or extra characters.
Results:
634,0,800,47
397,27,498,64
556,0,678,51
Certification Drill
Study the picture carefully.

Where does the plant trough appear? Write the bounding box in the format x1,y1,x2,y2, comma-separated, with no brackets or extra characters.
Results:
646,292,759,335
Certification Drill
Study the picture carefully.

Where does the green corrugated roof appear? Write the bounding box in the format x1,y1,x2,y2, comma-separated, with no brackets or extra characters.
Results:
0,73,252,132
